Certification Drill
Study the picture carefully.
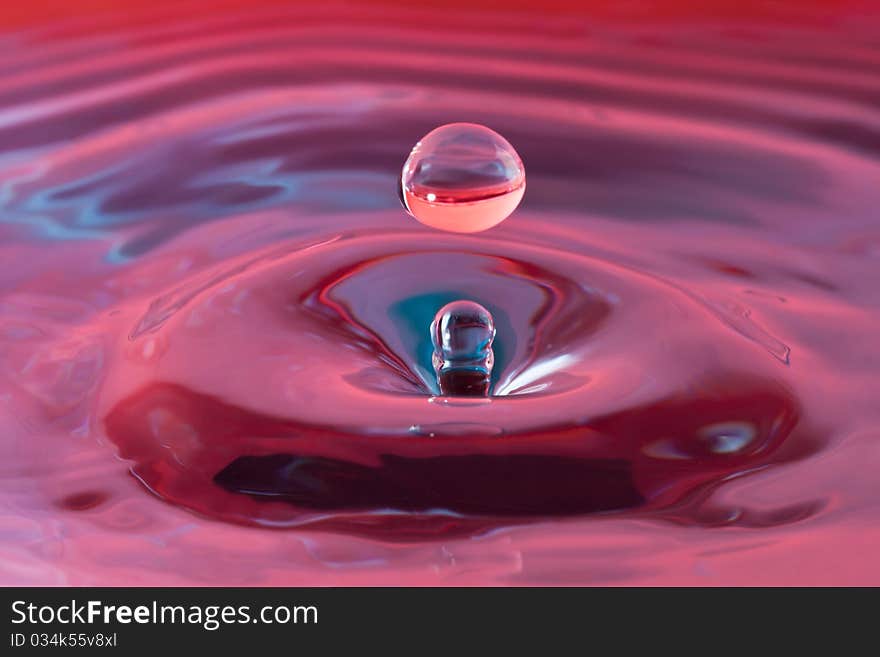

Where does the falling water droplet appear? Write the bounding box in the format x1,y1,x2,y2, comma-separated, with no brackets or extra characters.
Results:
400,123,525,233
431,300,495,397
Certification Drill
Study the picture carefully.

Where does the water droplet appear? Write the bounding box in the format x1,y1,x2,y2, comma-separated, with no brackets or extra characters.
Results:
400,123,525,233
430,300,495,397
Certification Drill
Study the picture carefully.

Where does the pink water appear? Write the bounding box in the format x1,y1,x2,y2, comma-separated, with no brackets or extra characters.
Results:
1,1,880,585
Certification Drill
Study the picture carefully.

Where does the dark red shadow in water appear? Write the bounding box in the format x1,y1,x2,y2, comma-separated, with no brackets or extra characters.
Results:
215,453,643,516
104,373,820,538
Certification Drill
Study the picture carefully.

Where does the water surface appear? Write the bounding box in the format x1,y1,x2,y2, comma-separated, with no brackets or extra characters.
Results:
1,0,879,585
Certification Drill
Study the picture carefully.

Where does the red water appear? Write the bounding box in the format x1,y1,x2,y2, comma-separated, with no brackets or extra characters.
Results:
1,1,880,585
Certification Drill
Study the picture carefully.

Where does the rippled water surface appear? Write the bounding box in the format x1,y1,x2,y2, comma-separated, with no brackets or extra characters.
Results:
2,1,880,585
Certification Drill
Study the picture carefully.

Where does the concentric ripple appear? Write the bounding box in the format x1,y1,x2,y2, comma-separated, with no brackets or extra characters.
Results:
93,225,822,533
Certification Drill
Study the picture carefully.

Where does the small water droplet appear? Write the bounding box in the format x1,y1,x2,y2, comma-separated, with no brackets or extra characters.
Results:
431,300,495,397
400,123,525,233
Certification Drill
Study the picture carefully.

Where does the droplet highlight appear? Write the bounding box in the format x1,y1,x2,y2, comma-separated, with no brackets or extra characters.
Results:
431,300,495,397
400,123,525,233
698,422,756,454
